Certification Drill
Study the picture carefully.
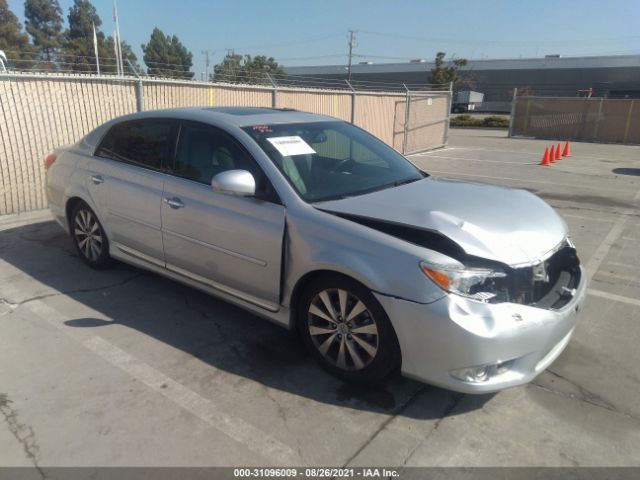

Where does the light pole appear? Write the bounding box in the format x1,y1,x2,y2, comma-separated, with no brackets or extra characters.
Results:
346,30,357,82
202,49,213,81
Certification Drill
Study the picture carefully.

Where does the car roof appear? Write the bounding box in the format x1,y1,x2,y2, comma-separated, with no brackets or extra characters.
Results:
112,107,338,128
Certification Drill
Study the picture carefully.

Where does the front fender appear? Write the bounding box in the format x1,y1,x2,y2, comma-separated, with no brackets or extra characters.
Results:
282,208,447,308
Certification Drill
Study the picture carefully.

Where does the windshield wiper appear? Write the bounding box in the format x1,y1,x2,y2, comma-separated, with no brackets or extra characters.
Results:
392,177,421,187
312,194,353,203
312,177,422,203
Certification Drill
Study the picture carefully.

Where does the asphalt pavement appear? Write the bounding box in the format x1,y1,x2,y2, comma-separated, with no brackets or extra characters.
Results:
1,129,639,469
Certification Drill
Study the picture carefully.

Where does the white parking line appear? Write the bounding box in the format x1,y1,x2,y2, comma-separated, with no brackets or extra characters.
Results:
607,260,640,269
587,289,640,308
561,213,616,223
583,189,640,297
21,297,299,464
595,271,639,283
413,147,458,155
421,170,639,193
446,146,636,162
417,154,532,165
585,217,628,284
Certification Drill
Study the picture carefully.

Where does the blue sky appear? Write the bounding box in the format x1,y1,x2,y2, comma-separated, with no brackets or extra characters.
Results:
8,0,640,76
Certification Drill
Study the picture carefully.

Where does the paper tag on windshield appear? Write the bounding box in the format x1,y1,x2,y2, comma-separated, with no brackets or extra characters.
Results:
266,136,316,156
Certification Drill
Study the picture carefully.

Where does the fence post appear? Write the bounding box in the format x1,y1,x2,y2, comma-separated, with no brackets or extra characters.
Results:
443,81,453,146
266,73,278,108
508,87,518,137
402,84,411,154
592,97,604,141
126,59,145,112
135,80,144,112
622,99,635,144
345,80,356,124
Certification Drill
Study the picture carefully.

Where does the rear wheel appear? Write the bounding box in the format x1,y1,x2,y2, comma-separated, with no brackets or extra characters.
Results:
71,201,112,269
298,275,400,383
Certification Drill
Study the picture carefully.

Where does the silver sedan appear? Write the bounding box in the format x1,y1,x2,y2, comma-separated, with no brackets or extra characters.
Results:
45,107,586,393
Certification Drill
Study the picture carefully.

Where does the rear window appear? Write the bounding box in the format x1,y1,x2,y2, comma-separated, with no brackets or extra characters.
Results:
96,119,176,170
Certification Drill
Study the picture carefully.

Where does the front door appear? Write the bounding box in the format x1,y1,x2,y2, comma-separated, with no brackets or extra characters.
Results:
161,121,285,310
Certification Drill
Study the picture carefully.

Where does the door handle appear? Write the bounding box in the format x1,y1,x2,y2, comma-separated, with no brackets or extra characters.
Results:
164,197,184,209
90,175,104,185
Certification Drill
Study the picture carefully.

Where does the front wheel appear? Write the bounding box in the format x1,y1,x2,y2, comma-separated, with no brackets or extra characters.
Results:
298,275,401,384
71,201,112,269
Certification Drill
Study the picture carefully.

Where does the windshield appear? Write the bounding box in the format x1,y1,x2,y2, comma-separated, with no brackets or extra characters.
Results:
242,121,425,202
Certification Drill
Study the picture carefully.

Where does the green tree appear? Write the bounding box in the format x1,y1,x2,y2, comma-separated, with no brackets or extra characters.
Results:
104,36,140,74
61,0,103,72
24,0,63,64
428,52,467,87
66,0,99,40
142,27,193,79
213,52,286,84
212,52,242,82
61,0,138,74
0,0,36,69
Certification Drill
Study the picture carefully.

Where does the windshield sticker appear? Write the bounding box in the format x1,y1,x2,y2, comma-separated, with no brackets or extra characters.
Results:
266,136,316,156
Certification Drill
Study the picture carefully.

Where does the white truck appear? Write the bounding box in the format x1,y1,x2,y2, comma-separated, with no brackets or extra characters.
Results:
452,90,484,113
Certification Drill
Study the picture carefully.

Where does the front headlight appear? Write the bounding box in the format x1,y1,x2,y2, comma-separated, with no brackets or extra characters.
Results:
420,260,507,302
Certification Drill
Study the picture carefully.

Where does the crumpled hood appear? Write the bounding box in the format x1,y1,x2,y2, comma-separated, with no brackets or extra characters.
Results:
316,177,568,266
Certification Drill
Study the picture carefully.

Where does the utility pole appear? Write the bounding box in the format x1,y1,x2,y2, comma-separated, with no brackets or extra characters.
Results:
346,30,357,81
202,49,213,80
224,49,236,78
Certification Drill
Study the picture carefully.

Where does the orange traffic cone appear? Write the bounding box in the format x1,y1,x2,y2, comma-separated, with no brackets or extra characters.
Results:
562,140,571,157
555,143,562,161
549,145,556,163
540,147,551,166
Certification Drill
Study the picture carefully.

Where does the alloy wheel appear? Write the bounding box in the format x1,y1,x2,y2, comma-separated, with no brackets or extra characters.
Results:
307,288,379,371
74,208,104,262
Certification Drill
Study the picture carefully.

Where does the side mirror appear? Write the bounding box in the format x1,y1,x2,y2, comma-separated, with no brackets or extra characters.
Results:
211,169,256,196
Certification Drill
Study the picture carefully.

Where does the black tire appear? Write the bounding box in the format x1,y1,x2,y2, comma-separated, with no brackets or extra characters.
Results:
70,201,113,269
297,275,401,384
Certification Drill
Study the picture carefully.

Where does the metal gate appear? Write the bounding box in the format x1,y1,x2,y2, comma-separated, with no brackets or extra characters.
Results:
402,89,452,155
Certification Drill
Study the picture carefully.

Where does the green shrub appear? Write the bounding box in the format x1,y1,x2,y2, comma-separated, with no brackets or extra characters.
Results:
450,115,509,128
481,116,510,128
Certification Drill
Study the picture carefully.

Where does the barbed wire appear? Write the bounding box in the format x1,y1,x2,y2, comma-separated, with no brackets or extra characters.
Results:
2,50,621,96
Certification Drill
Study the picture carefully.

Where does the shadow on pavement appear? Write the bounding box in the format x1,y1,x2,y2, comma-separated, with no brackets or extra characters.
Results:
612,167,640,177
0,220,493,420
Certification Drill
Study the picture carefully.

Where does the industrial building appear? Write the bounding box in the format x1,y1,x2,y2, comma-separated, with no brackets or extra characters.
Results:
285,54,640,112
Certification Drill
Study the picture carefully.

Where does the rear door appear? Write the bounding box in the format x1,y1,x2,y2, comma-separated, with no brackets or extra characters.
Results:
94,119,178,266
161,121,285,310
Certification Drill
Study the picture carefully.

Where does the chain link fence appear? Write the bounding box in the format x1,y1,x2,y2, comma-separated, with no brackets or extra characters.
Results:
509,96,639,145
0,73,450,215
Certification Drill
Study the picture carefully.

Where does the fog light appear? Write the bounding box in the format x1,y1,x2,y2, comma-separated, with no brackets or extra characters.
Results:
473,366,488,382
450,360,514,384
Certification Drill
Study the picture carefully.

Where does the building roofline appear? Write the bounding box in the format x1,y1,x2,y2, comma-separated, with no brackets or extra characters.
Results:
285,54,640,75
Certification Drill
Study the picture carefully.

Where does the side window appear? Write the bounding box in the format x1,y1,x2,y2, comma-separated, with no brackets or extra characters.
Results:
96,119,175,170
174,122,259,184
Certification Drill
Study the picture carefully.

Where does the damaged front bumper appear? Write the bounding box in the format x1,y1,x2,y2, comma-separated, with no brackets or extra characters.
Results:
375,265,587,394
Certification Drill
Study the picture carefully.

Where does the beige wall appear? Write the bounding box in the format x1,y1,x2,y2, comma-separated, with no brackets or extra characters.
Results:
511,97,639,144
0,74,448,214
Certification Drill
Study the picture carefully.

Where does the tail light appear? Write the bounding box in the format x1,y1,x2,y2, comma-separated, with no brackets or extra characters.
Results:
44,153,57,170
